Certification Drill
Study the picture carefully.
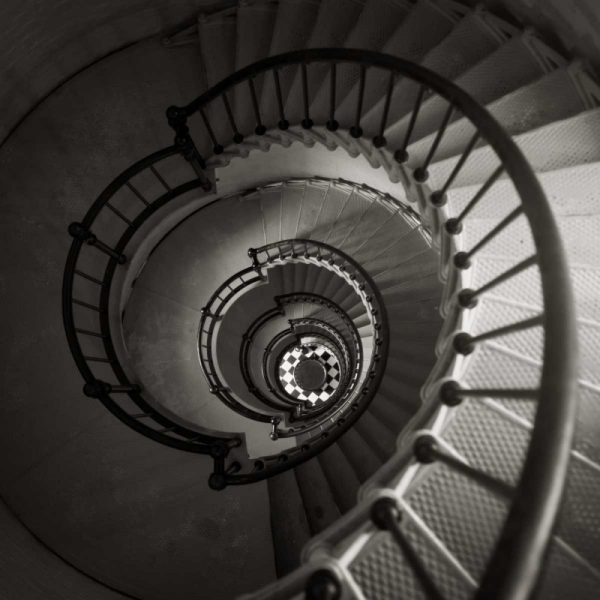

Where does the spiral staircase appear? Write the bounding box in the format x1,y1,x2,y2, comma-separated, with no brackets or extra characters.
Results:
2,0,600,599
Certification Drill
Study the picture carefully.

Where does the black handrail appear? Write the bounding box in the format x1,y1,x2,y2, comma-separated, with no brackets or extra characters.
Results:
64,46,576,599
198,239,385,445
63,146,239,457
170,49,576,599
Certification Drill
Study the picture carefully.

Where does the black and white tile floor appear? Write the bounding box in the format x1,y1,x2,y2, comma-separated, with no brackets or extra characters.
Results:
278,343,342,404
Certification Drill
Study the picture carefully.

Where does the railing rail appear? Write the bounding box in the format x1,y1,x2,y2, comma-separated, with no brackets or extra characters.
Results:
64,47,577,599
167,49,577,599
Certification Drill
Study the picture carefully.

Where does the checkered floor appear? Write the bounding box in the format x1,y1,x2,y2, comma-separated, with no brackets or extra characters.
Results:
278,343,341,404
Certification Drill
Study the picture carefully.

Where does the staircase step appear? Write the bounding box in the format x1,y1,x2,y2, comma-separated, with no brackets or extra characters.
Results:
294,458,342,534
259,0,321,126
234,1,278,135
280,181,306,240
296,180,330,239
198,13,237,149
259,185,282,244
310,182,353,243
285,0,367,123
352,410,398,462
411,62,587,168
369,8,505,142
428,108,600,190
267,470,312,576
325,188,382,249
398,32,547,156
336,428,383,483
310,0,413,124
406,464,509,579
317,443,361,513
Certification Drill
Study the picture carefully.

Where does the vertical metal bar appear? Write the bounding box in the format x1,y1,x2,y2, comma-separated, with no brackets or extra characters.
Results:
415,104,454,182
374,70,395,148
430,132,480,205
150,165,171,191
327,63,338,131
350,65,367,138
301,63,313,129
248,78,266,135
395,84,427,163
274,69,289,129
222,92,244,143
371,498,446,600
125,181,150,206
199,106,224,153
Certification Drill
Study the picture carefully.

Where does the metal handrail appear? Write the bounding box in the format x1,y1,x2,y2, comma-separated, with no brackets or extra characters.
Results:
62,145,239,457
63,47,577,598
198,239,388,460
166,49,576,598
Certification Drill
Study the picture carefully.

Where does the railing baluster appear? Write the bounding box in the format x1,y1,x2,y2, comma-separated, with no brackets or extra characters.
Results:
83,355,113,363
199,106,224,154
453,314,543,354
69,222,127,264
125,181,150,206
458,255,537,307
350,65,367,138
274,69,289,130
105,202,133,226
75,328,106,338
222,92,244,143
373,70,395,148
73,298,102,312
430,132,480,206
371,497,447,600
248,78,266,135
446,165,505,234
454,206,523,269
74,270,104,285
414,104,454,182
150,165,171,191
84,380,134,397
414,435,514,499
327,63,338,131
301,63,313,129
438,380,539,406
395,84,426,163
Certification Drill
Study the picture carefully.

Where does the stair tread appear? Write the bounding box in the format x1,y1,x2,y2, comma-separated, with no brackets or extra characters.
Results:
294,457,342,534
267,469,312,576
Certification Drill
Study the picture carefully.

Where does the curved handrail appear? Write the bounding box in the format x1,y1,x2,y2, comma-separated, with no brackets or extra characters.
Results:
63,46,577,599
198,239,388,452
62,145,239,457
168,49,577,598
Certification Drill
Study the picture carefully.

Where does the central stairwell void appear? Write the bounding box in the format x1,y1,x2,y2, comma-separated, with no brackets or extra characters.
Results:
59,1,600,598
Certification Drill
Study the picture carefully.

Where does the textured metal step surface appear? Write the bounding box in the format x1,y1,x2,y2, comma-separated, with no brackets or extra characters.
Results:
406,464,509,579
536,539,600,600
411,64,587,166
428,108,600,190
350,520,473,600
380,9,504,146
